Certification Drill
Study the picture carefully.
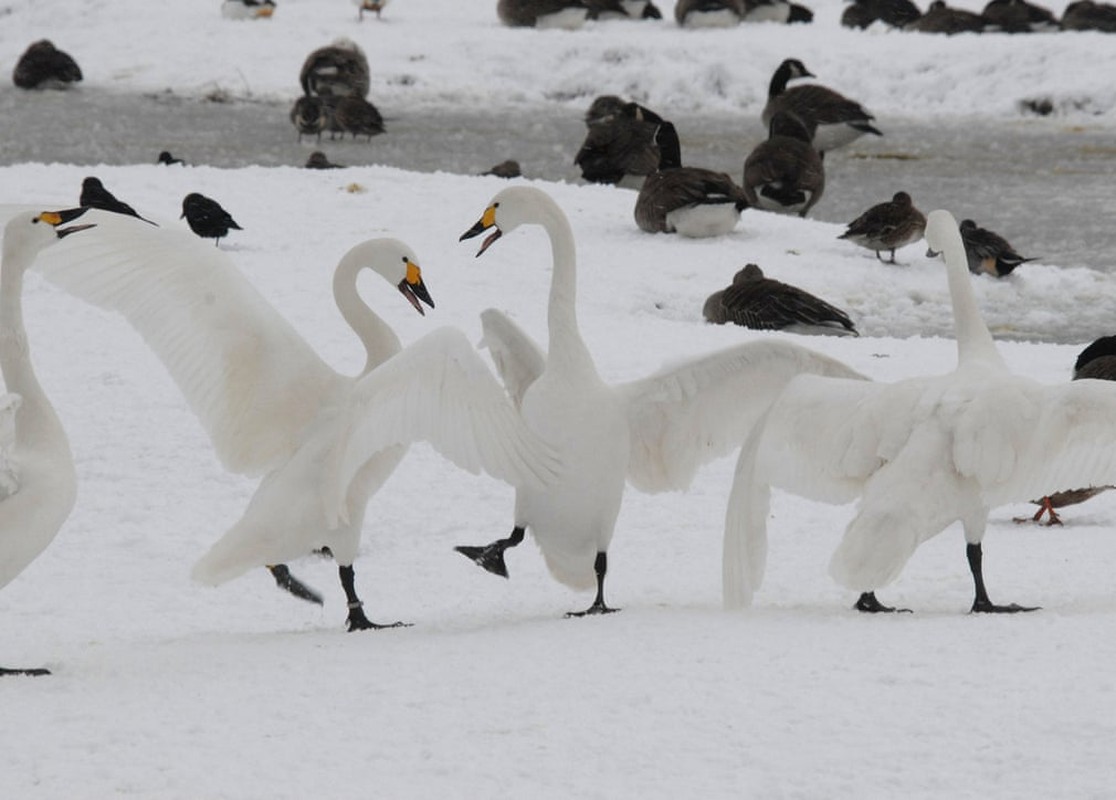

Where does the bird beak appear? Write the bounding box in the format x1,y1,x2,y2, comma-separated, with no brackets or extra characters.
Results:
397,259,434,315
460,205,501,257
39,207,96,238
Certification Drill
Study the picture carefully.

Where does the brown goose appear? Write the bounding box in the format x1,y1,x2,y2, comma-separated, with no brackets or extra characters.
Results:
981,0,1058,31
959,219,1035,277
840,0,922,28
703,264,857,336
1062,0,1116,30
1020,335,1116,525
906,1,987,33
742,111,825,218
299,38,370,99
575,97,662,188
761,58,882,155
839,191,926,263
674,0,746,26
498,0,592,27
634,121,749,236
12,40,82,90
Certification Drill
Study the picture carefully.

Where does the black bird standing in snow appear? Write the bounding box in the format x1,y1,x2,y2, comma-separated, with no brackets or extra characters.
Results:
181,193,242,246
80,177,155,224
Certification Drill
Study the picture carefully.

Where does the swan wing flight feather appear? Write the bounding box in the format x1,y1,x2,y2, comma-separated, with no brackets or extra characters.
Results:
477,308,545,409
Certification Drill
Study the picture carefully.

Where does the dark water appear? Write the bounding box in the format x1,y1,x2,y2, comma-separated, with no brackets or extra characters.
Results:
3,85,1116,270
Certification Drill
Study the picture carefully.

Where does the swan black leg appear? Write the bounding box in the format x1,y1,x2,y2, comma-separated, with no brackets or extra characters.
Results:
854,591,912,613
455,526,525,578
967,543,1040,613
268,564,324,605
566,552,620,618
0,666,50,677
339,564,410,632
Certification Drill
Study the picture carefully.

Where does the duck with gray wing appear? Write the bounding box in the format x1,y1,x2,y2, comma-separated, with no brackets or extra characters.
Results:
181,193,242,246
958,219,1034,277
906,1,987,32
742,112,824,218
762,58,882,155
497,0,592,27
299,38,370,98
840,0,922,28
839,191,926,263
981,0,1058,31
1061,0,1116,30
634,121,749,237
703,264,857,336
333,96,385,140
12,40,82,90
575,97,662,188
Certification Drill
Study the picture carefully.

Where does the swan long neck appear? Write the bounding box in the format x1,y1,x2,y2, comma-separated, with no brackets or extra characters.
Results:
534,198,598,378
940,225,1003,367
0,248,68,452
333,254,402,376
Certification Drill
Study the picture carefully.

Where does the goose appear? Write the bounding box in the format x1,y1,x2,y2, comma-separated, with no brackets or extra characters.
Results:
574,98,662,188
980,0,1058,31
634,121,749,237
906,1,987,33
1061,0,1116,31
838,191,926,263
587,0,664,17
703,264,857,336
448,186,864,616
742,111,825,218
0,208,95,676
723,209,1116,614
1019,335,1116,525
674,0,745,27
840,0,922,28
12,40,82,90
299,38,370,99
220,0,276,19
762,59,882,156
497,0,592,28
35,210,557,631
958,219,1034,277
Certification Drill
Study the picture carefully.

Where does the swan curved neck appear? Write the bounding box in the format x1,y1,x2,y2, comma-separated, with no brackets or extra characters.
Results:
333,253,401,376
941,232,1002,367
533,197,596,377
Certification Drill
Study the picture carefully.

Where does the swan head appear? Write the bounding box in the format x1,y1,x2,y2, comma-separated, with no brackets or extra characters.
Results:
3,208,95,268
923,209,962,259
342,237,434,315
459,186,555,257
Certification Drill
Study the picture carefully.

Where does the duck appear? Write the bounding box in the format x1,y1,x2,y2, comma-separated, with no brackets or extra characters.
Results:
742,111,825,218
450,186,864,616
724,209,1116,614
762,58,882,155
906,1,987,33
840,0,922,28
180,193,242,247
1061,0,1116,31
958,219,1034,277
332,96,385,140
79,177,155,225
355,0,390,19
289,95,328,142
1019,335,1116,525
220,0,276,19
0,208,95,676
305,151,344,169
634,121,750,237
703,264,857,336
497,0,592,28
574,98,662,188
157,151,187,166
11,40,82,90
35,210,557,631
674,0,745,26
980,0,1058,30
481,160,523,178
838,191,927,263
299,38,371,99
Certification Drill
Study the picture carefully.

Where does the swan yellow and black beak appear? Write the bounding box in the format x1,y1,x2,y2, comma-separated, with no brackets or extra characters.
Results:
39,207,96,238
398,257,434,316
460,204,502,257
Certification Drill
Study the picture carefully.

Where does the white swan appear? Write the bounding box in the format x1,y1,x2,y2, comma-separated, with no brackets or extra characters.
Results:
36,210,556,631
440,186,864,616
723,209,1116,613
1,208,94,676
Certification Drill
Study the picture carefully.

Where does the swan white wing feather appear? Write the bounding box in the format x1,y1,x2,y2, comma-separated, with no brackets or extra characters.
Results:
619,339,869,493
477,308,545,409
324,327,559,524
34,211,343,475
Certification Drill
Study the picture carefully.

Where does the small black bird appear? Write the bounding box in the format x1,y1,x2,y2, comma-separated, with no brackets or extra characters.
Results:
80,176,154,223
181,193,242,246
158,151,186,166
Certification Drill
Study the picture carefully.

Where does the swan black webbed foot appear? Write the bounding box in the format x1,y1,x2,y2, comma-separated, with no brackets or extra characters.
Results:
339,564,411,632
966,543,1040,614
268,564,324,605
854,591,912,614
564,552,620,618
455,526,525,578
970,598,1041,614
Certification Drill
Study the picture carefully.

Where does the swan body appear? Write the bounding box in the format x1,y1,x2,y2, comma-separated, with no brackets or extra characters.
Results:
36,210,556,630
1,209,93,675
724,210,1116,613
456,186,865,614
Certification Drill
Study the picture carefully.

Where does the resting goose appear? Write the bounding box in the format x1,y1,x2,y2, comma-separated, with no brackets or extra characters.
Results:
299,38,370,99
11,40,82,90
674,0,745,26
35,211,557,632
742,111,825,218
634,121,749,237
1061,0,1116,31
703,264,857,336
450,186,864,616
498,0,592,28
762,58,882,155
574,97,662,188
958,219,1034,277
980,0,1058,31
839,191,927,263
840,0,922,28
1,208,95,676
906,1,988,33
724,210,1116,614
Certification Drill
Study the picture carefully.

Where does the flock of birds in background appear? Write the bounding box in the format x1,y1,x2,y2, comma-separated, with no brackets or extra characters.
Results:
4,0,1116,676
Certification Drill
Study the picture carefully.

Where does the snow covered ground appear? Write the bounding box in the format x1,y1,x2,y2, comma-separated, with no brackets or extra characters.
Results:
3,2,1116,798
